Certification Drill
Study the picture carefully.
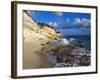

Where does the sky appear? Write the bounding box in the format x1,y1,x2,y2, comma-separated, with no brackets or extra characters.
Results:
27,10,91,36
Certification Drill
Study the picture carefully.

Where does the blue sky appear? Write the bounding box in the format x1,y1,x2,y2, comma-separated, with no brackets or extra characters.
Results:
27,10,91,36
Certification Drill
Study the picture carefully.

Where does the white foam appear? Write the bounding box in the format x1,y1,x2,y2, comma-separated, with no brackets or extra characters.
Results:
59,38,69,45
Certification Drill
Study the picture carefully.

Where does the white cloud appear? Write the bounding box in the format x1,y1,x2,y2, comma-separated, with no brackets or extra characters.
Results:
48,22,58,27
54,22,58,27
48,22,53,26
54,12,63,16
73,18,83,26
82,18,90,26
73,18,90,27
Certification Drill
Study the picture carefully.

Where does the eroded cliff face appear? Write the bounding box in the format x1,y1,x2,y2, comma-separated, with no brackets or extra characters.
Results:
39,26,62,39
23,11,48,42
23,11,49,69
23,11,62,69
23,11,39,31
23,11,62,40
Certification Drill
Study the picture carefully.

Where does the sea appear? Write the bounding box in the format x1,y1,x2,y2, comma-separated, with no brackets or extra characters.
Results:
64,35,91,50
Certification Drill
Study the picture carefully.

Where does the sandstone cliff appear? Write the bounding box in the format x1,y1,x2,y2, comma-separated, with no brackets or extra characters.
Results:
23,11,62,69
23,11,62,40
